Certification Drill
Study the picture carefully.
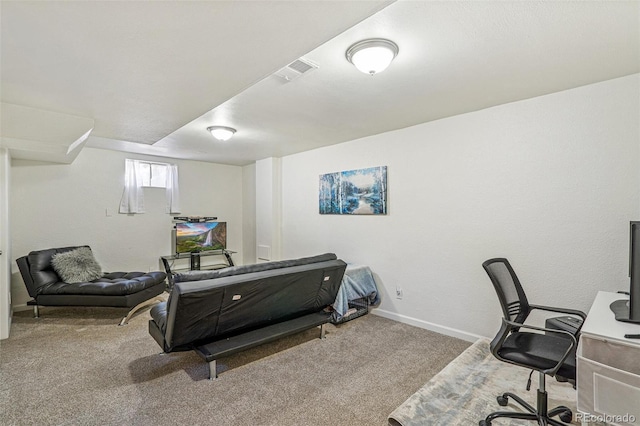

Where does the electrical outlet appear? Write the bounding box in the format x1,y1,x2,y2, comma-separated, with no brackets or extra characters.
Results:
396,287,403,299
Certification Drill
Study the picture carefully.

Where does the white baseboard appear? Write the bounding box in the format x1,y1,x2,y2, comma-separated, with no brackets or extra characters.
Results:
12,303,30,312
371,308,484,343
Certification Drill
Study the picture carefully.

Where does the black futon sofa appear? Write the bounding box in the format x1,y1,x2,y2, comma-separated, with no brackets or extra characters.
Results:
149,253,347,379
17,245,166,325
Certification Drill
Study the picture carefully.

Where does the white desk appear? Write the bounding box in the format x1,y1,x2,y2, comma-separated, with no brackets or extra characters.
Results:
577,291,640,425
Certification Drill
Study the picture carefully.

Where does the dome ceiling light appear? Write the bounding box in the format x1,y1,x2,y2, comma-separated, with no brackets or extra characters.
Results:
207,126,236,141
345,38,399,75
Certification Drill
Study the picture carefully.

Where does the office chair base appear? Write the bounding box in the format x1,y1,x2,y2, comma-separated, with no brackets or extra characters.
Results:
479,390,572,426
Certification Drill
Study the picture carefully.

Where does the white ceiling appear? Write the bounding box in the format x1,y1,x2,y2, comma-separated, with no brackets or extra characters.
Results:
1,1,639,166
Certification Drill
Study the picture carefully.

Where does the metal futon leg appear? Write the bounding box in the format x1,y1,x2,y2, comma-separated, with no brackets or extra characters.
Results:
207,360,217,380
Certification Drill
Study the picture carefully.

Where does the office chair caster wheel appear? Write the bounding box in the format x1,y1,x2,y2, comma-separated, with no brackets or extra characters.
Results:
479,420,490,426
497,395,508,406
559,409,573,423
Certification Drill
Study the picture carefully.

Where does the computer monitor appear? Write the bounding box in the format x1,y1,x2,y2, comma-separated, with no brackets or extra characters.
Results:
611,221,640,323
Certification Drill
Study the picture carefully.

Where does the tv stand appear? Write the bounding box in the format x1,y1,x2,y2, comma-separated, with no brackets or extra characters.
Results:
160,249,235,274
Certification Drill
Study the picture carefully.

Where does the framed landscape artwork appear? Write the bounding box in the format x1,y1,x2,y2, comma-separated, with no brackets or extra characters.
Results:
319,166,387,215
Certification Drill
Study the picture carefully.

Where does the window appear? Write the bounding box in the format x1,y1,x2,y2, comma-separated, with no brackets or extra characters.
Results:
138,161,169,188
119,159,181,214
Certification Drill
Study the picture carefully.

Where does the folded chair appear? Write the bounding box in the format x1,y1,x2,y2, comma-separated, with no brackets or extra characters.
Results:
17,245,166,325
480,258,586,426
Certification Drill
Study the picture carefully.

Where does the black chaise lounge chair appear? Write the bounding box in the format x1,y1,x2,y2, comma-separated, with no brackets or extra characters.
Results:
17,245,166,325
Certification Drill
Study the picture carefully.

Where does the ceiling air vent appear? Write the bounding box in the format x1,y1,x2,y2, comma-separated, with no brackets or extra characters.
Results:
274,57,318,82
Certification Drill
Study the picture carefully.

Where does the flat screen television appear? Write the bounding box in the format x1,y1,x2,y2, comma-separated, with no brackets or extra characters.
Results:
175,222,226,254
611,221,640,323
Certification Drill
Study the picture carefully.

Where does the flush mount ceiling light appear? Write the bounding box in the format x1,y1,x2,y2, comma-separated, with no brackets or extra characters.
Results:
207,126,236,141
346,38,399,75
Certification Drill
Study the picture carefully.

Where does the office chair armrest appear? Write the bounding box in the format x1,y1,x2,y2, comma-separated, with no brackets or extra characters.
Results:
502,318,578,377
528,304,587,334
528,304,587,320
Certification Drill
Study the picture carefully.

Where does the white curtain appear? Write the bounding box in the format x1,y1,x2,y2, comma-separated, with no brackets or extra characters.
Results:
119,159,145,213
165,164,181,214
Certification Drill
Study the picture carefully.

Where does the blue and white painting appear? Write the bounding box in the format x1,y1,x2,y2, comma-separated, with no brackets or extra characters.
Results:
319,166,387,215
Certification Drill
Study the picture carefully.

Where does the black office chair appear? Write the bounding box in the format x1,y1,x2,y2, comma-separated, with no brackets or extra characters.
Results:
480,258,587,426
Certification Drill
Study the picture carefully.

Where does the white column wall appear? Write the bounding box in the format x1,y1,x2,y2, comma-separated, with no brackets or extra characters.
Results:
10,147,244,309
281,75,640,340
243,163,257,265
255,157,282,262
0,148,11,338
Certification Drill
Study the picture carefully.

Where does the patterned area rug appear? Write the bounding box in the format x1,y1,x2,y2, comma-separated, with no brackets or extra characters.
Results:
388,338,579,425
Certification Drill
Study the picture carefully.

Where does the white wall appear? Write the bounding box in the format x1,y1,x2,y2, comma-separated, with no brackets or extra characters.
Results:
281,75,640,340
10,147,244,309
255,157,282,262
242,163,257,264
0,148,11,338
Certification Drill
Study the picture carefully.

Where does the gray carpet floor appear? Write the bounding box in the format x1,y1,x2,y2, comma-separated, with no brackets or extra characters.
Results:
0,306,469,425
